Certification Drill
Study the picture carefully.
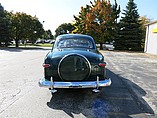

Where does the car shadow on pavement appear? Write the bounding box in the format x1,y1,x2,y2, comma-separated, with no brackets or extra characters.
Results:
0,47,51,52
47,69,155,118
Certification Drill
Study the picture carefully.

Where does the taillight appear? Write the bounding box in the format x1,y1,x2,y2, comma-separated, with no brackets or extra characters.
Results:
99,63,106,67
42,64,51,68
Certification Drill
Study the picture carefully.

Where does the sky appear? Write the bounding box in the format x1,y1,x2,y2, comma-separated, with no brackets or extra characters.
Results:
0,0,157,34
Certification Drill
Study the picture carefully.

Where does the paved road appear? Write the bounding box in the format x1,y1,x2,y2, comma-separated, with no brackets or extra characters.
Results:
0,48,157,118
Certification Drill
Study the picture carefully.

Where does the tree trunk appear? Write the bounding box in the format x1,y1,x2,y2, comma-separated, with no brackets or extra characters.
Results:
99,43,103,50
5,41,8,47
15,40,19,47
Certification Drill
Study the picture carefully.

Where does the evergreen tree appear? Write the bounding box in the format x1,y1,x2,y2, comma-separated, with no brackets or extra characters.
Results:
115,0,143,51
110,0,120,43
0,3,11,47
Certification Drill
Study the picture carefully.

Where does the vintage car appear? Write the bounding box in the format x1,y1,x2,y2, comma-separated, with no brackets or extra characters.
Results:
39,34,111,93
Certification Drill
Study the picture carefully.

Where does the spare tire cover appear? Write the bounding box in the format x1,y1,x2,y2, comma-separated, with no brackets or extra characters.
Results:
58,54,91,81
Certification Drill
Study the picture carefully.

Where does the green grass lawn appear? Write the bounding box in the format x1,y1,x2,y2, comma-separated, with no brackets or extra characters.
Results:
11,43,53,47
33,43,53,47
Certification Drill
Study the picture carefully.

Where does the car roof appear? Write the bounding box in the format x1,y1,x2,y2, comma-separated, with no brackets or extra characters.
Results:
56,34,93,40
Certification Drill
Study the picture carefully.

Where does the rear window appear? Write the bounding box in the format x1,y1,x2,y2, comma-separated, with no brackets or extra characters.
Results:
57,38,94,49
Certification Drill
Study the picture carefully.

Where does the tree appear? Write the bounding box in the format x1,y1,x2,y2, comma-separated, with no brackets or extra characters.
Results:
28,17,45,44
0,4,11,47
73,5,90,34
43,29,54,40
55,23,75,37
139,16,151,49
111,0,120,42
115,0,143,51
9,12,44,47
73,0,120,50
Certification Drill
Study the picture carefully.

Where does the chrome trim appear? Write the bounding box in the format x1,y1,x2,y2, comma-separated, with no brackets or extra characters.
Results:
57,53,91,80
50,77,57,93
50,77,54,90
39,78,111,89
96,76,99,89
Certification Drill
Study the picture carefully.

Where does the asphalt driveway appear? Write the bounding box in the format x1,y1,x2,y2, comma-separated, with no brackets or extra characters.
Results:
0,47,157,118
102,51,157,117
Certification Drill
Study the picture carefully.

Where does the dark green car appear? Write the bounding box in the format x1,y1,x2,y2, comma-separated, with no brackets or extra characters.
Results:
39,34,111,93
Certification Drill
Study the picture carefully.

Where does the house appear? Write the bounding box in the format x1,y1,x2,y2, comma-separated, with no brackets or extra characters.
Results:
144,20,157,55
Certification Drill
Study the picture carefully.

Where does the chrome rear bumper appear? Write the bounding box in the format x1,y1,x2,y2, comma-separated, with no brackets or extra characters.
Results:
39,77,111,89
